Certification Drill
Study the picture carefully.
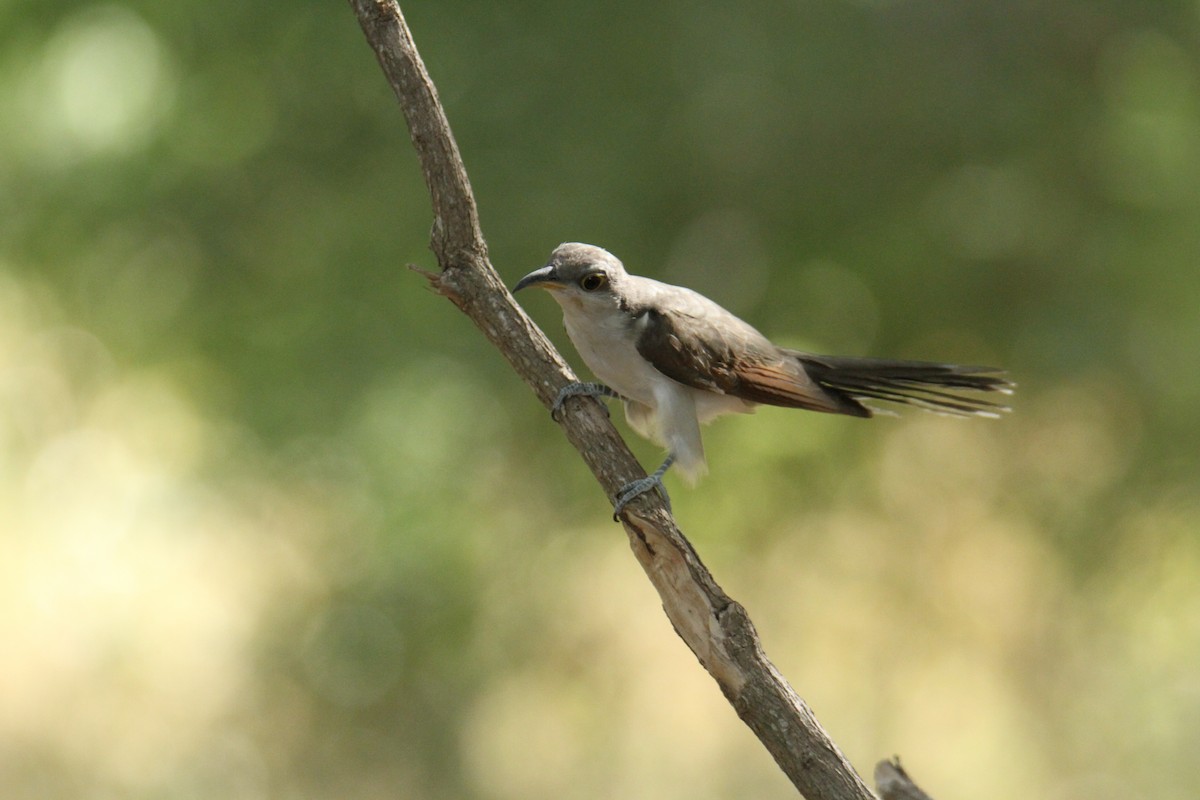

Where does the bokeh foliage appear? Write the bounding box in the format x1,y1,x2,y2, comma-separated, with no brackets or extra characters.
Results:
1,1,1198,798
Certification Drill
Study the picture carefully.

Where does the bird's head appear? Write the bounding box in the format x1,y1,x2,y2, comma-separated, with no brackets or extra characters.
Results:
514,243,628,312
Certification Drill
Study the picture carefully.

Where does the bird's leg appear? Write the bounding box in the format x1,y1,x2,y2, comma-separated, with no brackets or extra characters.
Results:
612,454,675,520
551,381,620,421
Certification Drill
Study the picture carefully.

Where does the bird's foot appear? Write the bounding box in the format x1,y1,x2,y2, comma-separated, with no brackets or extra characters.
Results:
551,381,620,421
612,455,675,520
613,476,671,519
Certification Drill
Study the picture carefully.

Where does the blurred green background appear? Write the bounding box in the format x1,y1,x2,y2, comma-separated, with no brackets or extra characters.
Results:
2,1,1199,798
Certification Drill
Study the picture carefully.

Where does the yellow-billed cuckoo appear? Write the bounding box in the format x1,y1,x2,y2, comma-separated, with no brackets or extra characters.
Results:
515,242,1012,517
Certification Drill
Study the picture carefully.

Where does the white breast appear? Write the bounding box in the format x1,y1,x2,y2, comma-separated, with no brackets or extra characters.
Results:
560,303,663,406
555,299,755,483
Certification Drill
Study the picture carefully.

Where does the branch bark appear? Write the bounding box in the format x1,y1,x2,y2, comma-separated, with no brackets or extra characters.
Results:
346,4,929,799
875,759,936,800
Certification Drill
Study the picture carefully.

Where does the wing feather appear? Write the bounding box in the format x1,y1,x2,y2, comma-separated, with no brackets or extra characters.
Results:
629,285,864,415
623,279,1009,419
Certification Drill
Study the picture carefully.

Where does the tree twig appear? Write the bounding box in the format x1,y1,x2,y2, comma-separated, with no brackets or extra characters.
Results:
875,759,936,800
346,3,906,798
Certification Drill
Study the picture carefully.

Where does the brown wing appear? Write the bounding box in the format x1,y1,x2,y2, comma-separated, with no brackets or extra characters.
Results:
630,289,868,416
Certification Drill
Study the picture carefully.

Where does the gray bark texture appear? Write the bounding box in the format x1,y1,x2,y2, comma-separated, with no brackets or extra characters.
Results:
346,3,939,799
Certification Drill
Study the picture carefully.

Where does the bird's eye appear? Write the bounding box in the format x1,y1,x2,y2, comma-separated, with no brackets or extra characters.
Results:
579,273,608,292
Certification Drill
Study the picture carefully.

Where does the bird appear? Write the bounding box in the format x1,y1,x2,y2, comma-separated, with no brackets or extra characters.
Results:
514,242,1012,517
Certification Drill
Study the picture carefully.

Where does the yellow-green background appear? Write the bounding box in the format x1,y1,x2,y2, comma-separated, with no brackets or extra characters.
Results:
2,2,1198,798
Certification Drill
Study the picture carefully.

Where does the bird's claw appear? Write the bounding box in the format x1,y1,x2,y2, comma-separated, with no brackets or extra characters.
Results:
551,382,619,421
612,475,672,520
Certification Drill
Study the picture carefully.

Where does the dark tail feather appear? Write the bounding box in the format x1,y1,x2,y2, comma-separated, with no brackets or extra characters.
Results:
789,352,1014,418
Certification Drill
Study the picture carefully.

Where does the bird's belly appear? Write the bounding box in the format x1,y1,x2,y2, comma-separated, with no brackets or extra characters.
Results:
694,390,757,424
563,314,662,405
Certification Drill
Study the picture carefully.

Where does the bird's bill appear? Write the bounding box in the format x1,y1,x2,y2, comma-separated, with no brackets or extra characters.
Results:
513,265,562,293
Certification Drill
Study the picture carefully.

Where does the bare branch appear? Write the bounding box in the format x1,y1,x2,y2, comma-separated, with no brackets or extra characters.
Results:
347,3,885,798
875,759,936,800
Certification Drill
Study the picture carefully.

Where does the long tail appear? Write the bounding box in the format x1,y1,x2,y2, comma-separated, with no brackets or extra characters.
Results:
789,352,1014,418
